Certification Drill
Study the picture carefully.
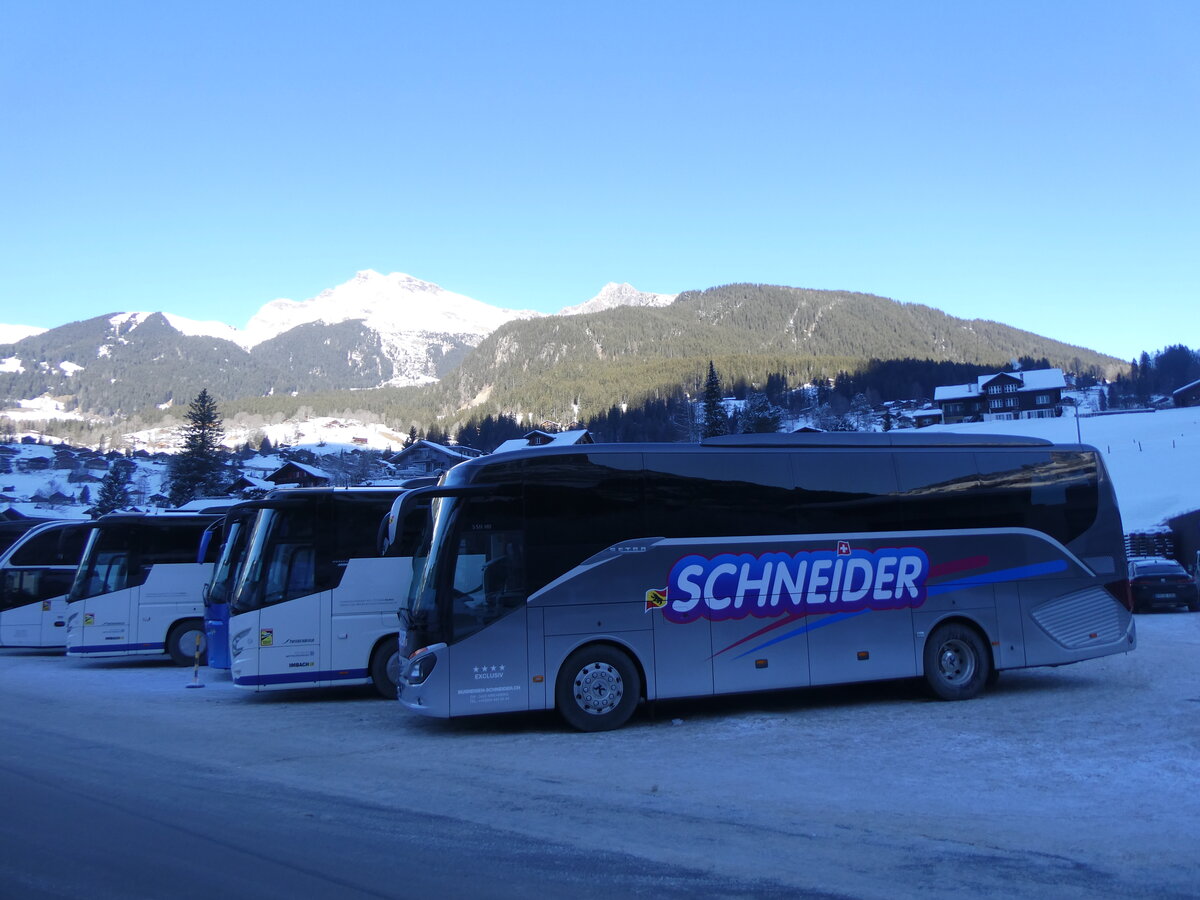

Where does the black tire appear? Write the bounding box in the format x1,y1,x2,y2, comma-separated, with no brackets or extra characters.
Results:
166,619,207,667
923,623,991,701
369,635,400,700
555,645,641,732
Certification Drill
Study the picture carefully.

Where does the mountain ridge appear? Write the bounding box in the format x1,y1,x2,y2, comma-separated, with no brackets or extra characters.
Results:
1,275,1127,427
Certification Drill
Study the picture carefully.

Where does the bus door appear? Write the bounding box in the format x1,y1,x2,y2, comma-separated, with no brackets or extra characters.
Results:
441,492,530,716
73,530,136,651
255,507,325,686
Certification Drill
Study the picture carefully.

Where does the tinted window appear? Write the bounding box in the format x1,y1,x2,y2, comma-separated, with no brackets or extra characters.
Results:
10,525,87,567
137,523,211,566
791,450,901,535
644,451,799,538
525,454,643,590
893,450,983,531
448,492,526,641
330,494,396,561
975,450,1098,544
258,508,318,607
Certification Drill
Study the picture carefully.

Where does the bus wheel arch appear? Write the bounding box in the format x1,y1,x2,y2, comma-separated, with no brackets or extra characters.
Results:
369,634,400,700
166,618,207,667
554,641,643,732
921,618,993,701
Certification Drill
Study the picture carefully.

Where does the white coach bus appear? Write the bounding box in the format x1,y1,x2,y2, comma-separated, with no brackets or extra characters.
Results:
395,433,1135,730
65,504,228,664
227,488,415,698
0,520,90,649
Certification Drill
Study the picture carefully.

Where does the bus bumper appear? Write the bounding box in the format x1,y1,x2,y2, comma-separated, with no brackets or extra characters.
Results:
397,643,448,717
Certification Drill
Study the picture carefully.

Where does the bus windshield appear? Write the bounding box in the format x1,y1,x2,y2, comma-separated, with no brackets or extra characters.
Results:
406,492,526,644
229,507,315,614
207,515,253,607
70,527,132,602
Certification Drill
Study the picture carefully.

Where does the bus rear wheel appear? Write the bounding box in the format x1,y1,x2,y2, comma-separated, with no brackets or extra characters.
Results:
923,623,990,701
166,619,207,667
556,645,640,732
370,636,400,700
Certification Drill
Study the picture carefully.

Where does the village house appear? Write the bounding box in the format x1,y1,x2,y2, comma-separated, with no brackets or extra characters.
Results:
1172,378,1200,408
264,460,334,488
386,440,483,478
933,369,1065,425
492,429,594,454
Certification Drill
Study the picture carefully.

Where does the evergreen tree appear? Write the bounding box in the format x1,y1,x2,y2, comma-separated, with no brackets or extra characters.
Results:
166,389,226,506
701,361,729,439
259,434,273,455
739,391,783,434
91,465,132,517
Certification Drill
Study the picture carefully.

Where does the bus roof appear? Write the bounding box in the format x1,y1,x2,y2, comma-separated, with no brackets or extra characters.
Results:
701,432,1054,448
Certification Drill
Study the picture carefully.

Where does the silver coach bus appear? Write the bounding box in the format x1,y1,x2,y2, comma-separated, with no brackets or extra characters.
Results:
395,433,1135,731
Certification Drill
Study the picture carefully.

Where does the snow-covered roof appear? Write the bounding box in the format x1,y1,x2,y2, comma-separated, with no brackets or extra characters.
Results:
1172,378,1200,397
0,502,91,521
934,368,1066,401
230,474,274,490
392,440,482,462
268,461,333,481
493,429,594,454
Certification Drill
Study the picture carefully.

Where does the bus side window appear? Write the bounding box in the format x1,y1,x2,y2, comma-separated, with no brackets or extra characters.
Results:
287,547,315,597
892,451,983,531
2,570,32,609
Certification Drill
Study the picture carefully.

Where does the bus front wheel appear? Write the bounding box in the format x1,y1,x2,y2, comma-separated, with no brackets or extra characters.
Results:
166,619,207,667
555,645,641,732
923,623,990,701
370,636,400,700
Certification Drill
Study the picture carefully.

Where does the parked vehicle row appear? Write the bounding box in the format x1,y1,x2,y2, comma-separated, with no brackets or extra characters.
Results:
1,433,1170,732
1,488,426,702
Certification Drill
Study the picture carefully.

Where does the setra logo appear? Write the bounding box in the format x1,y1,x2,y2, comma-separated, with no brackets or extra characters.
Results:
259,629,273,647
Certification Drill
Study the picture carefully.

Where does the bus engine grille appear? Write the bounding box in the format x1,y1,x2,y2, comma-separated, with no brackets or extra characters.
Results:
1031,587,1131,649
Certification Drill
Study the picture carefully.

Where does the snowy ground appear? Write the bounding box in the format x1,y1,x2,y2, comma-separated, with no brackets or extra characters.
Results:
2,612,1198,898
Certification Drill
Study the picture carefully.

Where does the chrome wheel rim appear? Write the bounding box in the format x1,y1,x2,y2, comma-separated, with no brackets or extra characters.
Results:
572,661,624,716
937,638,975,685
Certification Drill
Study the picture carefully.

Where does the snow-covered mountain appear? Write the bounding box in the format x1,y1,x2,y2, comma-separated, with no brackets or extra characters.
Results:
0,324,46,344
558,282,677,316
241,270,542,348
0,272,678,409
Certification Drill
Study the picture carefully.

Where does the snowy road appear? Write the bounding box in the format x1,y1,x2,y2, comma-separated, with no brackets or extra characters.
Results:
1,613,1198,899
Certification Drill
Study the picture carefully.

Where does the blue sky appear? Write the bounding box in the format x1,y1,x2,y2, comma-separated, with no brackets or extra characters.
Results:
1,1,1195,362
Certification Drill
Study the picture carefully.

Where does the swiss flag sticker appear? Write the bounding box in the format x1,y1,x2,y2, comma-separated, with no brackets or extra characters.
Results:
837,541,851,556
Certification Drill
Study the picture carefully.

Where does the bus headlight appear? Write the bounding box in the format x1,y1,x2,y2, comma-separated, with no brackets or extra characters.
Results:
404,652,438,686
